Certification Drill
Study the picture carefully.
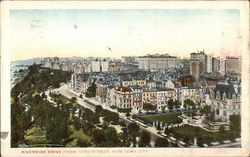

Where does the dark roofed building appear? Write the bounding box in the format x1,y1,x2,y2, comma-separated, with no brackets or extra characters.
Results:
209,83,241,122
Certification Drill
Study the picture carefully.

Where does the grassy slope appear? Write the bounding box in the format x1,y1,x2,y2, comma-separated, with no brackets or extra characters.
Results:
25,126,48,145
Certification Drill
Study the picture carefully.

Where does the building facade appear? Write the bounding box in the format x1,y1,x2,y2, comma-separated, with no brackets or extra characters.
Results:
226,57,241,74
190,60,202,79
110,86,133,109
71,73,90,94
138,54,177,71
209,84,241,122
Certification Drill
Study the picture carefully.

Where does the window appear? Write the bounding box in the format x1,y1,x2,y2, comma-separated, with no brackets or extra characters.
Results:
216,109,220,115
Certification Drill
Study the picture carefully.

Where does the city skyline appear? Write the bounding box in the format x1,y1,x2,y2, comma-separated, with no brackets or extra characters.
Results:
10,9,240,61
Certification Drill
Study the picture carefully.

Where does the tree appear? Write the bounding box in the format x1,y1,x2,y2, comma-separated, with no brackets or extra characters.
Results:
11,102,25,147
184,99,195,109
93,129,105,145
229,115,240,132
167,99,174,110
155,138,169,147
45,109,69,144
118,132,130,147
76,139,91,147
73,117,82,131
126,112,131,117
103,111,119,123
119,121,126,127
71,97,77,103
104,127,120,146
127,123,140,137
183,103,187,109
33,94,42,105
138,131,151,147
95,105,103,116
41,92,47,100
143,103,156,111
174,100,181,109
200,105,211,116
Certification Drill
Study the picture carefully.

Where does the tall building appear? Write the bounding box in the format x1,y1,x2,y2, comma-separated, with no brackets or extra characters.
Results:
71,73,90,94
138,54,177,70
212,57,226,76
190,60,202,79
100,60,109,72
226,57,241,74
190,51,206,74
212,57,220,73
91,59,110,72
219,58,226,76
206,55,213,73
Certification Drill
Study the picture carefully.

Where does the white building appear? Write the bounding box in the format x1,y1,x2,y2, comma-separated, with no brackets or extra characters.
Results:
206,55,213,73
212,57,220,73
138,54,177,71
71,73,90,94
110,86,133,109
91,59,110,72
219,58,226,76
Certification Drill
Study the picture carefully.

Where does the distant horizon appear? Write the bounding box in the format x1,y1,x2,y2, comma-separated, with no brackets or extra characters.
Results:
11,53,242,62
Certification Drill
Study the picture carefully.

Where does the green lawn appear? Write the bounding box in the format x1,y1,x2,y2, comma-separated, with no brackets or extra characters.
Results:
67,125,92,146
25,126,48,145
171,125,240,145
141,113,183,125
26,127,45,136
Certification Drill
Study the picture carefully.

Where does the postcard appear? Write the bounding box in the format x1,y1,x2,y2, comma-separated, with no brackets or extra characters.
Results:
1,1,249,157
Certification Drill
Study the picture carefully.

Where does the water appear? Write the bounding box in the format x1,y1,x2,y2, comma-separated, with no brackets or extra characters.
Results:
11,61,31,87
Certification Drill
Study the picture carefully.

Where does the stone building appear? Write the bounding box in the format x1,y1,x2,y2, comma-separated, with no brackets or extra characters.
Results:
70,73,90,94
209,83,241,122
110,86,133,109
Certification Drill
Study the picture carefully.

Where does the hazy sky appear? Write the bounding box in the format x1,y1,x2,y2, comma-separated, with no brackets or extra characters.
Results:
10,9,240,61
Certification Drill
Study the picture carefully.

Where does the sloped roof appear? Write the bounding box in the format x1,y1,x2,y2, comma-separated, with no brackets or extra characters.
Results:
115,86,132,92
214,84,236,99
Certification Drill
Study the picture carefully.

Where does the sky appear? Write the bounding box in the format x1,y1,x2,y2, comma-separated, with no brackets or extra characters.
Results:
10,9,240,61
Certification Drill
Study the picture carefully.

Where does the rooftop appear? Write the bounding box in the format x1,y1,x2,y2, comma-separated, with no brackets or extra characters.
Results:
139,54,177,58
115,86,132,92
